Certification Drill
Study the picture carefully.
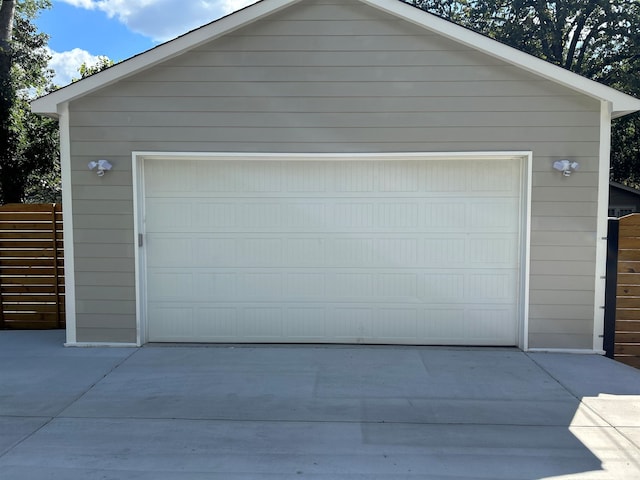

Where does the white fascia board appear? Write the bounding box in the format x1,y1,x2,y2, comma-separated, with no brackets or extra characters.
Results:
361,0,640,117
31,0,300,115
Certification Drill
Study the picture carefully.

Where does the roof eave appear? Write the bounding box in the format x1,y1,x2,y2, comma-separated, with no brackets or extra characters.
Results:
32,0,640,118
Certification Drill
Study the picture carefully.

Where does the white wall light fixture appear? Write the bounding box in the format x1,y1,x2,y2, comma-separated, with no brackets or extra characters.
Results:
88,159,113,177
552,159,579,177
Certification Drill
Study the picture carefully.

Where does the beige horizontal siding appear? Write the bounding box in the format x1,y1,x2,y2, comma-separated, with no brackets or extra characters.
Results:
74,258,135,273
68,111,600,129
100,80,587,98
69,141,602,161
147,65,533,83
69,126,598,144
75,286,136,302
530,246,596,262
68,0,602,346
529,261,596,277
531,217,596,232
71,95,600,113
530,290,597,306
529,275,595,291
531,231,600,247
529,304,595,320
76,301,137,316
76,327,136,344
74,272,135,287
72,200,133,215
73,229,134,244
532,202,597,217
529,333,593,349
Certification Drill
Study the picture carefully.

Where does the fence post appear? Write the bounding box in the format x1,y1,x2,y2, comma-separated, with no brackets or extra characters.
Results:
603,218,619,359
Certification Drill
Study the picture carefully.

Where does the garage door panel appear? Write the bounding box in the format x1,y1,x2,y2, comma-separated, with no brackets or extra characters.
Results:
146,160,521,197
146,304,518,345
147,198,518,234
195,307,237,337
468,235,519,265
471,160,521,192
195,272,236,300
147,272,194,302
144,157,523,345
146,199,193,231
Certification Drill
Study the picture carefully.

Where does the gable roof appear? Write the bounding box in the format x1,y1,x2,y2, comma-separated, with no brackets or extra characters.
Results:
32,0,640,118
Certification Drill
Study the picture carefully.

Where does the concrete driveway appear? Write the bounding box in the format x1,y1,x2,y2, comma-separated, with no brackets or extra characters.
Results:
1,330,639,479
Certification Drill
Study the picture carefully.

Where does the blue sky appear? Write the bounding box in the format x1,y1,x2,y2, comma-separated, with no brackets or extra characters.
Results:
35,0,257,86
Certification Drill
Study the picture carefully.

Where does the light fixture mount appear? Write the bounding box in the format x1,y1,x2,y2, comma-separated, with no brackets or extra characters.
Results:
88,159,113,177
552,159,579,177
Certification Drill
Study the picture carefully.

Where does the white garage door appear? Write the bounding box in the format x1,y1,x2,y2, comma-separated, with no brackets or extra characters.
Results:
143,156,523,345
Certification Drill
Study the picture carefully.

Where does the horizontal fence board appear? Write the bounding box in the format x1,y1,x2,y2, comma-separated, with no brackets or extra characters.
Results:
0,204,65,330
0,241,62,249
0,267,63,276
615,344,640,356
1,285,63,294
0,231,62,240
0,258,64,267
618,285,640,296
0,204,61,212
0,208,62,218
2,302,58,315
615,297,640,309
615,309,640,321
0,222,61,231
615,356,640,369
618,261,640,274
1,320,61,329
0,250,63,258
618,250,640,261
0,218,62,225
617,238,640,249
616,333,640,343
2,311,60,321
620,214,640,226
615,319,640,331
2,294,61,303
615,273,640,285
0,276,59,285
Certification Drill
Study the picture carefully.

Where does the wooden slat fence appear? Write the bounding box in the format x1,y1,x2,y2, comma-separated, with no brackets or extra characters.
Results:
606,214,640,368
0,204,65,329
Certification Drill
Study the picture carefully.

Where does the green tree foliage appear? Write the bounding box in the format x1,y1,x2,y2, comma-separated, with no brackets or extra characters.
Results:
77,55,114,79
402,0,640,186
0,0,59,204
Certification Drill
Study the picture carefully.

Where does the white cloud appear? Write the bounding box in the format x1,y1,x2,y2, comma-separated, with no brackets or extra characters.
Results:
48,48,103,86
58,0,259,42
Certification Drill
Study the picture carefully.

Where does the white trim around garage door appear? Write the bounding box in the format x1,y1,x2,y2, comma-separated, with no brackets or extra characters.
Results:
132,151,533,348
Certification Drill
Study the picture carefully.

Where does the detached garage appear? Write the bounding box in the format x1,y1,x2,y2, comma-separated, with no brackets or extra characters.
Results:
32,0,640,351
